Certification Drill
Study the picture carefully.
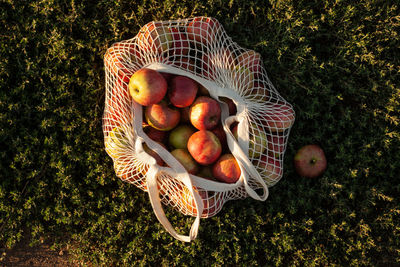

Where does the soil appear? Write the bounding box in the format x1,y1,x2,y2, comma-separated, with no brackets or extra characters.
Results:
0,237,82,267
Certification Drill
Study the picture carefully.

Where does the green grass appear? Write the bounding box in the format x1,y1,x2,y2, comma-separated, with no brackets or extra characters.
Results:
1,0,399,265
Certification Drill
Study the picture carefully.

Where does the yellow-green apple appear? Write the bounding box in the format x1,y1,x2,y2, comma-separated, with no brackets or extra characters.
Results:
129,68,167,106
211,125,227,151
187,130,222,165
169,124,196,149
171,148,199,174
263,103,295,132
220,97,237,116
105,126,130,157
189,96,221,130
294,144,327,178
267,134,285,158
232,65,254,91
212,154,241,184
168,75,198,108
170,27,190,56
186,17,222,45
237,50,262,73
136,22,173,54
249,123,267,159
143,125,167,143
143,142,166,166
256,155,282,182
145,100,180,131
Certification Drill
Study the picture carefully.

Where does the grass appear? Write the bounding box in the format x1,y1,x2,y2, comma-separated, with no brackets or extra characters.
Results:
1,0,399,265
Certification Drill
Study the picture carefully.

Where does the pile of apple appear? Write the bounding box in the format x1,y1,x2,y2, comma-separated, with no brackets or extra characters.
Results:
130,68,241,184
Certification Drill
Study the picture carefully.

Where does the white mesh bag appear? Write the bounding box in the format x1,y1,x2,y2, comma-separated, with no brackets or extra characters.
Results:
103,17,295,242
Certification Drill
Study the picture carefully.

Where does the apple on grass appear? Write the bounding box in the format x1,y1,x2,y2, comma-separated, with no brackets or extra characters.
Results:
189,96,221,130
294,145,327,178
145,100,180,131
171,148,199,175
212,154,241,184
187,130,222,165
168,76,198,108
129,68,167,106
169,125,196,149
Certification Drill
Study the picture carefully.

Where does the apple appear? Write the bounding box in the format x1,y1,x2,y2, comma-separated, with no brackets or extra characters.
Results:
129,68,167,106
160,72,174,83
170,27,190,56
143,126,167,143
187,130,222,165
197,166,216,180
200,53,215,80
263,103,295,132
294,144,327,178
211,125,227,151
145,100,180,131
245,82,270,102
220,97,237,116
189,96,221,130
232,65,254,92
168,75,198,108
105,126,130,157
249,123,268,159
186,17,222,45
267,134,285,158
174,186,220,217
169,57,196,72
231,123,238,140
237,50,262,73
212,154,241,184
136,22,173,54
170,148,199,174
143,142,166,166
104,45,135,84
169,124,196,149
256,155,282,183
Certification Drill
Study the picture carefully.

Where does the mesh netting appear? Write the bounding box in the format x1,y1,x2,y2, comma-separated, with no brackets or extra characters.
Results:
103,17,295,240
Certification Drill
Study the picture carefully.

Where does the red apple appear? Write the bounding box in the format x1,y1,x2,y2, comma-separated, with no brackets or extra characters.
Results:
294,145,327,178
245,82,270,102
168,76,198,108
104,46,134,84
189,96,221,130
170,28,190,56
169,57,196,72
263,103,295,132
211,125,228,151
144,126,167,143
143,142,166,166
169,125,196,149
231,123,238,140
212,154,241,184
256,155,282,183
187,130,222,165
198,83,210,96
129,68,167,106
173,186,220,217
160,72,174,83
145,100,180,131
136,22,173,54
237,50,262,73
170,148,199,174
187,17,222,45
267,134,285,158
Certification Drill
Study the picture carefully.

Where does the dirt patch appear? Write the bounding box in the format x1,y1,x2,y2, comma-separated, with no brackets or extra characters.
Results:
0,237,82,267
